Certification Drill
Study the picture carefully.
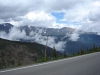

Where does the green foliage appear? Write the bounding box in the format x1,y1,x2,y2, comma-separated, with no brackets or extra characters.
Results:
79,48,84,55
18,61,21,66
63,51,67,58
38,57,48,62
0,38,100,70
75,45,100,57
52,46,57,58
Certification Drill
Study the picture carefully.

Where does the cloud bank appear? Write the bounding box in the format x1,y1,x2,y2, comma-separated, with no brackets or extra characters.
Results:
0,27,66,51
0,0,100,32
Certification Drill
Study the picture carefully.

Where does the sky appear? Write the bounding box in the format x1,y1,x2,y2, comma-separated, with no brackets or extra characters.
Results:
0,0,100,51
0,0,100,31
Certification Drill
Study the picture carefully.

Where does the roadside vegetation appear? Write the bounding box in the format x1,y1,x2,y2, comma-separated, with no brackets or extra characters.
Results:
0,38,100,70
37,44,100,63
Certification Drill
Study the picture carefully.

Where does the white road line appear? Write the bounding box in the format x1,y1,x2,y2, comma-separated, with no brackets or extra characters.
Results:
0,52,98,73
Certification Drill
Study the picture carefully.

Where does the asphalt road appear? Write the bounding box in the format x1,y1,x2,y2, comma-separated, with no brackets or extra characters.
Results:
0,52,100,75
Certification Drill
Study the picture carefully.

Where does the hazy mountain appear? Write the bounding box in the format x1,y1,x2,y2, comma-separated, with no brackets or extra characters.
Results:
0,23,75,35
64,34,100,54
0,23,13,33
0,23,100,54
18,25,75,36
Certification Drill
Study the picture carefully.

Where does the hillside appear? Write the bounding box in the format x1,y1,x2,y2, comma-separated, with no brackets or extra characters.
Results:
0,38,62,69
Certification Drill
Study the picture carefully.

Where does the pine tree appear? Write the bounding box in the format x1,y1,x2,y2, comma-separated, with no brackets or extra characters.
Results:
64,51,67,58
86,48,89,53
88,48,92,53
93,44,96,50
72,50,75,56
79,48,84,55
52,46,57,58
18,61,21,66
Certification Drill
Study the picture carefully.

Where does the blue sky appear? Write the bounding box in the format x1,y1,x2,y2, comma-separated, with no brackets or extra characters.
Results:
51,12,70,24
51,12,80,26
51,12,65,23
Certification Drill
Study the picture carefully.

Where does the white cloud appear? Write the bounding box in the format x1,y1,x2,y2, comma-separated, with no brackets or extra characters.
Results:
69,31,80,41
10,11,56,27
0,0,100,33
0,31,8,39
92,1,100,7
26,11,53,21
0,27,66,51
63,7,89,23
0,27,30,40
8,27,27,40
29,30,66,51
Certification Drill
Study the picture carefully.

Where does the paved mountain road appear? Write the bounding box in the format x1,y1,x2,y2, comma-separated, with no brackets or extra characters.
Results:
0,52,100,75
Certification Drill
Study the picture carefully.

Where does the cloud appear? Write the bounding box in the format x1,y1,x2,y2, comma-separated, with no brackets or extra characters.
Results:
0,0,100,34
65,29,80,41
69,33,80,41
67,5,100,41
0,27,66,51
44,0,86,12
88,7,100,22
8,27,28,40
29,29,66,51
78,5,100,33
24,11,56,27
60,0,100,37
0,31,8,39
8,11,56,27
0,0,43,19
0,27,30,40
0,1,92,25
0,0,86,21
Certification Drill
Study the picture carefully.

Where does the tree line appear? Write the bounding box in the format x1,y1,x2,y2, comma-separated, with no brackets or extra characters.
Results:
52,44,100,59
0,44,100,69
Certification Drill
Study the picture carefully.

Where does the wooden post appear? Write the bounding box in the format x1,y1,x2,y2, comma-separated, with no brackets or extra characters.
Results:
45,35,48,59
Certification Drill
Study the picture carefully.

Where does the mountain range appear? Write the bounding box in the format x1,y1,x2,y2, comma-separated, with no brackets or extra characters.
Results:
0,23,100,54
0,23,74,36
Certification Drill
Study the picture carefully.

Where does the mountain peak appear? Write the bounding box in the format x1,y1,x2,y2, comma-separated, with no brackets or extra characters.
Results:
0,23,13,33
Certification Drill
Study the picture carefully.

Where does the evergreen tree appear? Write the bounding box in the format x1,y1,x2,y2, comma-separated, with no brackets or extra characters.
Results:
18,61,21,66
52,46,57,58
72,50,75,56
89,48,93,53
79,48,84,55
77,51,80,55
86,48,89,53
93,44,96,50
64,51,67,58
